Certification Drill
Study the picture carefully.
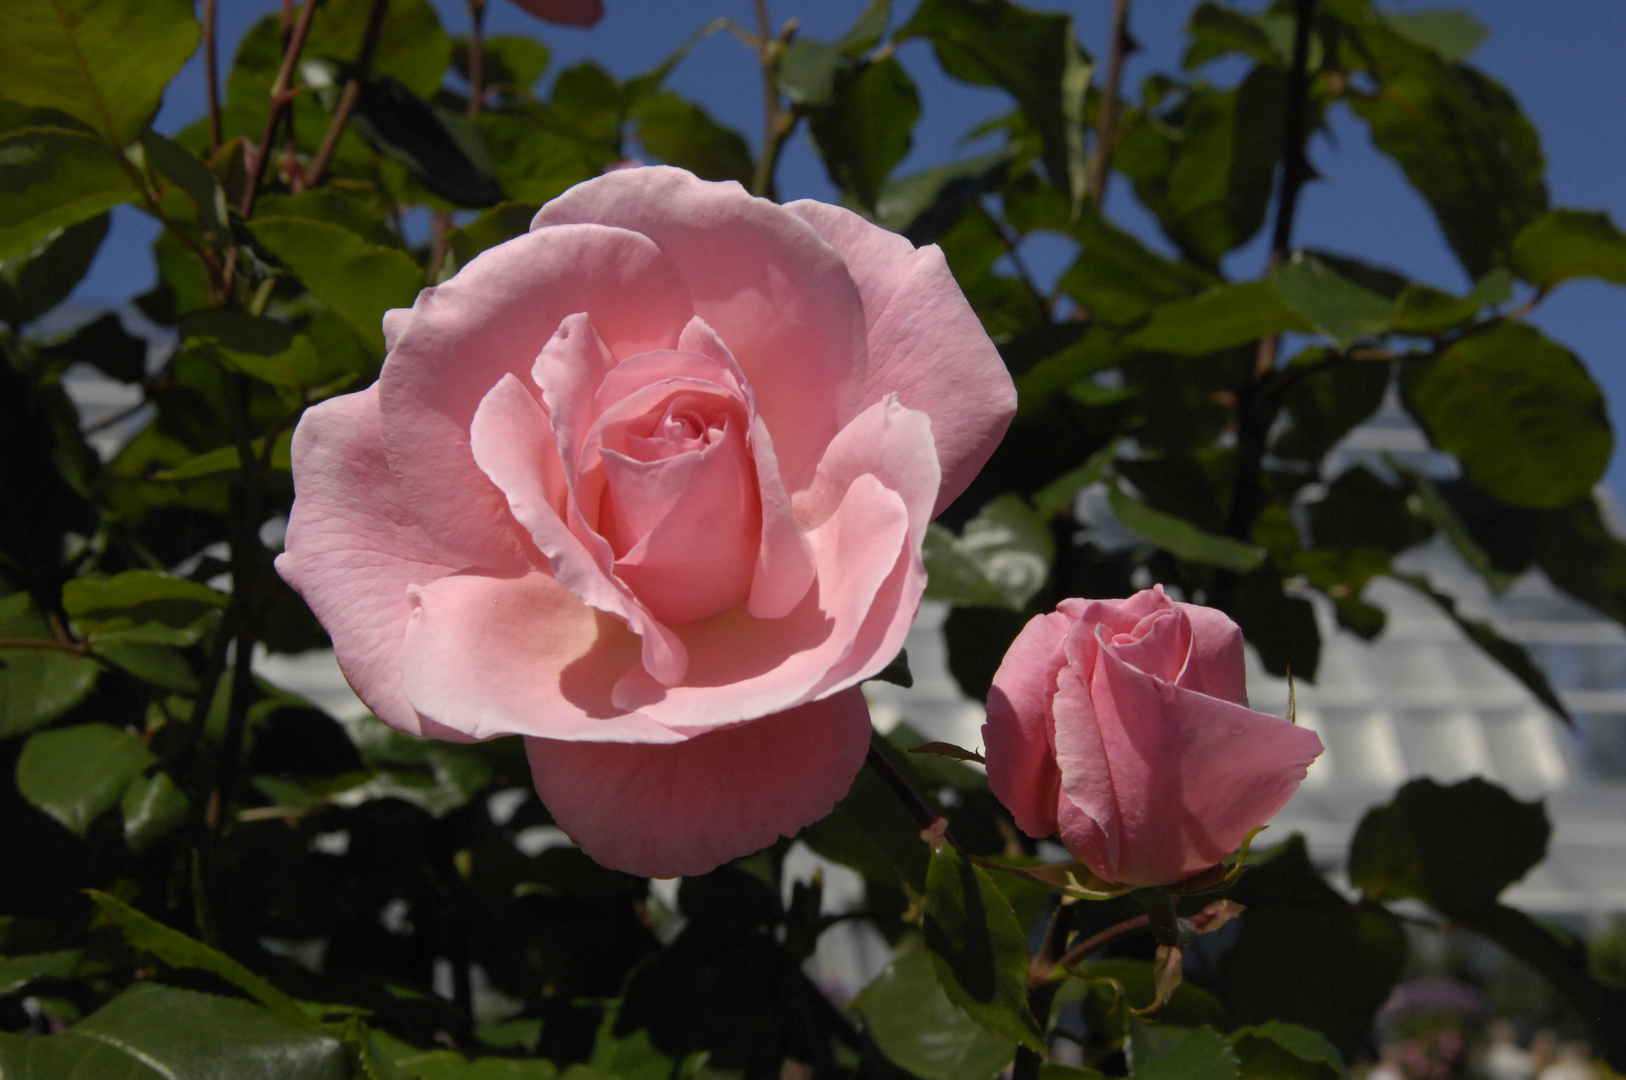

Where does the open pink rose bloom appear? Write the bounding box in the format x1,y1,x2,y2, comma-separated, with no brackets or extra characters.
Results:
983,587,1325,888
277,167,1015,878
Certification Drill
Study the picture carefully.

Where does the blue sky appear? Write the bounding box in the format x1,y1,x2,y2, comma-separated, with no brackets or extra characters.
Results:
75,0,1626,501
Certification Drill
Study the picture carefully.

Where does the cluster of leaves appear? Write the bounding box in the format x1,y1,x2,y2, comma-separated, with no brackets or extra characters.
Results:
3,0,1626,1077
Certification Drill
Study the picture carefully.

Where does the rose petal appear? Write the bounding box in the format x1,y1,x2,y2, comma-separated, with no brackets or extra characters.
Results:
533,168,869,492
610,473,910,729
526,687,872,878
275,386,471,741
1057,641,1325,886
983,610,1072,840
398,570,680,743
379,224,692,568
786,200,1016,514
1175,601,1249,706
469,371,688,686
1104,606,1190,685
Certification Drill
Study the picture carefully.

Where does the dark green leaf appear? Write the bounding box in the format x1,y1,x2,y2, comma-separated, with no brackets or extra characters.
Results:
1228,568,1319,679
1398,575,1569,721
154,431,294,481
253,191,399,248
63,569,228,628
454,35,549,94
0,1030,166,1079
779,39,840,107
1533,496,1626,628
1127,1020,1239,1080
0,0,199,145
923,842,1043,1050
1510,208,1626,290
869,648,914,689
801,734,931,889
924,494,1054,610
34,310,147,383
0,595,100,738
16,723,156,837
1393,268,1514,334
1385,8,1488,62
630,92,753,185
0,214,109,327
1057,205,1216,326
1227,1022,1345,1080
251,217,424,353
138,130,229,243
478,114,599,204
1127,281,1312,354
853,948,1016,1080
70,983,346,1080
87,891,314,1024
307,0,451,101
1184,4,1282,69
1108,485,1265,571
0,950,79,996
1270,353,1391,462
1345,20,1547,277
1400,323,1610,508
301,60,502,208
1306,466,1429,555
899,0,1090,209
876,151,1011,245
809,57,920,210
1348,776,1550,916
447,202,539,267
119,771,189,853
0,128,133,260
1271,255,1395,347
1396,468,1521,592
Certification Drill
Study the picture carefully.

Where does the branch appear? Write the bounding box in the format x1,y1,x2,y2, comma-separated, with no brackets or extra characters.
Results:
749,1,799,200
1086,0,1133,204
301,0,391,190
241,0,318,219
0,636,91,655
203,0,222,155
467,0,487,117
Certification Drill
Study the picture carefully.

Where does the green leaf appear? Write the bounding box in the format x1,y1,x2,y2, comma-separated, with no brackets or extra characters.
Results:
1270,352,1391,462
800,735,932,889
1510,208,1626,290
1127,1019,1239,1080
0,1029,167,1079
875,151,1010,244
1108,485,1265,571
1348,776,1550,916
454,35,549,94
1228,1021,1345,1080
1183,3,1282,69
0,213,109,327
0,128,134,260
0,950,80,996
153,430,294,481
1533,496,1626,629
69,983,347,1080
0,595,100,738
629,92,753,185
33,309,147,382
809,57,920,210
307,0,451,102
447,202,539,267
923,842,1043,1050
0,0,199,145
924,494,1054,610
63,569,227,628
119,770,189,853
1127,281,1311,354
1058,204,1216,326
838,0,892,55
968,854,1133,902
251,217,423,353
1306,466,1429,555
1385,8,1488,62
1400,322,1610,508
1393,268,1514,334
854,948,1016,1080
779,39,840,107
302,60,502,208
181,309,324,388
899,0,1090,210
1398,574,1569,721
137,130,229,244
1345,19,1547,277
478,114,598,204
16,723,156,837
86,891,314,1025
1271,255,1395,347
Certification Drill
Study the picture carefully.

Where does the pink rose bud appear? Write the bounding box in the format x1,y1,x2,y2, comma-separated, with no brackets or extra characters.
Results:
982,586,1324,887
507,0,604,28
277,168,1015,878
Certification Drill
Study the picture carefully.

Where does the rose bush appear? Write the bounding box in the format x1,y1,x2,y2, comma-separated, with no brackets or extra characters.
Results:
278,166,1015,877
982,587,1325,887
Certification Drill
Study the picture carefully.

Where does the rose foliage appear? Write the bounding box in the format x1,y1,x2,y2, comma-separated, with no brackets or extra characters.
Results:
3,0,1626,1077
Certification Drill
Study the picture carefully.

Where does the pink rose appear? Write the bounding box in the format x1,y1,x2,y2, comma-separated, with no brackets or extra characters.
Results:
277,167,1015,878
507,0,603,28
982,587,1324,887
